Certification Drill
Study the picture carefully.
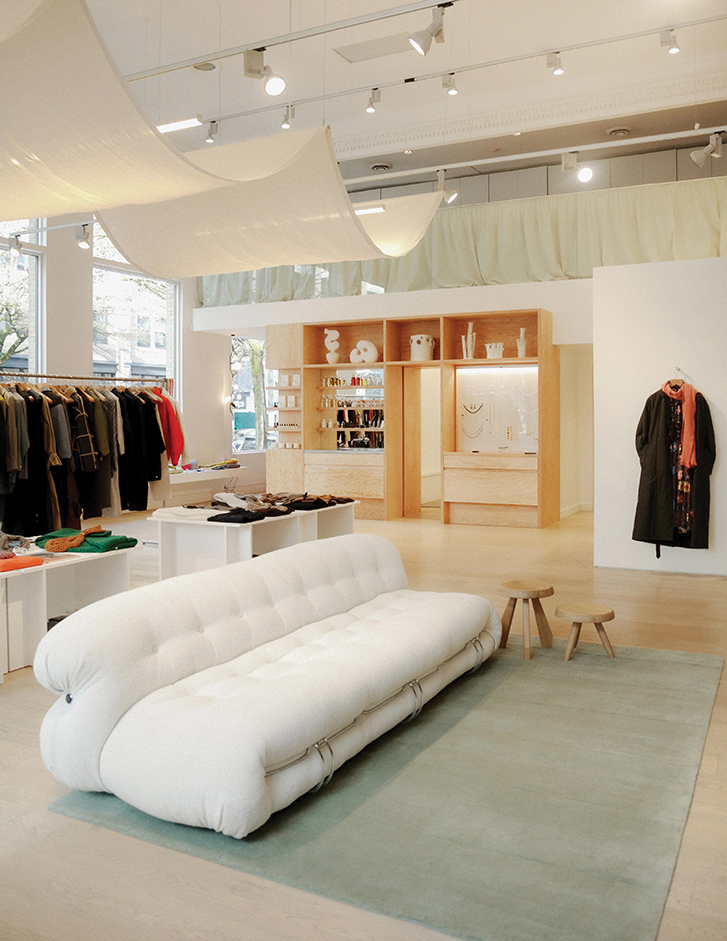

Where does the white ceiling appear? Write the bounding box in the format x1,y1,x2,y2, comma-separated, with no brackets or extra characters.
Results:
87,0,727,188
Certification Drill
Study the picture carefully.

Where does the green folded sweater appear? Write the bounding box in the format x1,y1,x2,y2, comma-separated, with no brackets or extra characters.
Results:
35,529,138,552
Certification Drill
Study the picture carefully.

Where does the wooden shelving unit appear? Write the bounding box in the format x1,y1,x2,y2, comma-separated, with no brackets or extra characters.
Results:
264,311,559,527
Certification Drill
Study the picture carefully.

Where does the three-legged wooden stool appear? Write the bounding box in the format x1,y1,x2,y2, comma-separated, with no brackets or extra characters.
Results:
498,581,554,660
555,603,616,661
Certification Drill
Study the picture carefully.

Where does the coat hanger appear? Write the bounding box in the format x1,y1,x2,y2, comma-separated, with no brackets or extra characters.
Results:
668,365,684,390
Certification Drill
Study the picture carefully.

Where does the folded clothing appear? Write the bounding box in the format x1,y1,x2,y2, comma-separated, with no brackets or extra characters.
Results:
207,509,267,524
35,529,138,553
0,556,44,572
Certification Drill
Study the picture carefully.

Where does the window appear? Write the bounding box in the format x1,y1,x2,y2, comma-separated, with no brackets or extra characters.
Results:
93,224,177,380
0,219,42,373
230,337,274,451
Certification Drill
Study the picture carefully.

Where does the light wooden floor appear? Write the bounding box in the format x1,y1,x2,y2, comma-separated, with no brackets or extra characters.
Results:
1,511,725,941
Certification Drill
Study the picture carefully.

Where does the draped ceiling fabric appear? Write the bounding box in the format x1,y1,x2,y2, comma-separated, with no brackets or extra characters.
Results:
200,176,727,305
0,0,442,278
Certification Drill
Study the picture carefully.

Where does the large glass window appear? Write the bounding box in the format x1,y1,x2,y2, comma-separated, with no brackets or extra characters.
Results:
0,219,42,373
230,337,275,451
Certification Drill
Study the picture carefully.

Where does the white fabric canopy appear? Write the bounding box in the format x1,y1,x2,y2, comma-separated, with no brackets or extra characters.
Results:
0,0,441,277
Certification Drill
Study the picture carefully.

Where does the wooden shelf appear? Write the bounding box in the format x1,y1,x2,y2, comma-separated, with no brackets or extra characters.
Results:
266,386,301,391
446,357,539,366
268,406,301,411
316,384,384,391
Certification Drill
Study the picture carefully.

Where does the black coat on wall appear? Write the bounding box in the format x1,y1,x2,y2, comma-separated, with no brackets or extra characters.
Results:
632,390,715,551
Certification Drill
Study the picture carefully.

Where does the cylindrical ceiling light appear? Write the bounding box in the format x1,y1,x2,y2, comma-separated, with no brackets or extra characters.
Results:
8,235,22,258
443,73,458,95
366,88,380,113
75,224,91,249
660,29,680,53
263,65,286,96
205,121,218,144
577,166,593,182
546,52,564,75
281,105,295,129
437,168,458,204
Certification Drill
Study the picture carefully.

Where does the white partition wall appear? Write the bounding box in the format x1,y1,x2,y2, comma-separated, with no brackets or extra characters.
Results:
593,258,726,574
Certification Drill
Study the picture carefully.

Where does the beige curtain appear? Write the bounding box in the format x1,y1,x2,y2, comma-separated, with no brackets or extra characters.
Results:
201,176,727,306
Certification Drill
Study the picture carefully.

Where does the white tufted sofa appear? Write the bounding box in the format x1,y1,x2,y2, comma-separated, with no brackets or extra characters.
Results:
34,533,501,839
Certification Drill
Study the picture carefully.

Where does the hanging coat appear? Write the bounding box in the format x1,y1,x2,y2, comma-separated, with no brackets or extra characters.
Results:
632,390,715,550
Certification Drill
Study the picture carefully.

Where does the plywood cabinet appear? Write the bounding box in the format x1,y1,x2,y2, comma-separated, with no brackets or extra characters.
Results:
265,309,559,526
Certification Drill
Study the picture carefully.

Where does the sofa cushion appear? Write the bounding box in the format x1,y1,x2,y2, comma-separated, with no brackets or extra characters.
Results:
98,587,496,838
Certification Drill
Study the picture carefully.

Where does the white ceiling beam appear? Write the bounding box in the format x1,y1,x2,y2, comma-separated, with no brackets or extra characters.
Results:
343,126,727,186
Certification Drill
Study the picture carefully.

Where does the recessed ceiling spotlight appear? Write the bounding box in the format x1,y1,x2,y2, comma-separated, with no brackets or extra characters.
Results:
513,132,521,136
546,52,564,75
607,127,631,138
404,149,413,154
193,61,216,71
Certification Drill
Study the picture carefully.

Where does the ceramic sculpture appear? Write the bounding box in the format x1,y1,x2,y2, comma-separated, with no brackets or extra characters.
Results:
410,335,435,361
350,340,378,364
324,328,340,364
517,327,527,358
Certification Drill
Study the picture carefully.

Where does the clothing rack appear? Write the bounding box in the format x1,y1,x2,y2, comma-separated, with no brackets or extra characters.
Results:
0,371,173,393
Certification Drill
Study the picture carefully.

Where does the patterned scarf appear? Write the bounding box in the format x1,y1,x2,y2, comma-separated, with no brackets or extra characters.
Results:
661,381,697,468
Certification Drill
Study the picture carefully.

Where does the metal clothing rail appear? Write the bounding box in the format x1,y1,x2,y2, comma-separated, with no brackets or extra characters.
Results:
0,370,172,391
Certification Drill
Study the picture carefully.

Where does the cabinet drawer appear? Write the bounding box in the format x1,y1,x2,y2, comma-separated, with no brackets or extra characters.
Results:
305,465,384,499
443,468,537,506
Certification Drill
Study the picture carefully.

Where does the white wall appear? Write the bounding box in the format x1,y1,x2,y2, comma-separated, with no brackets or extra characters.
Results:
178,277,248,469
560,345,594,517
194,277,595,346
44,214,94,375
593,258,726,574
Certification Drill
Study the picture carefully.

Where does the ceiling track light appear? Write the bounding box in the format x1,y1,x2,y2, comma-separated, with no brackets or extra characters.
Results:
366,87,380,113
546,52,564,75
281,105,295,129
205,120,218,144
156,114,203,133
437,168,458,204
690,132,724,167
660,29,680,53
561,152,593,182
442,73,458,95
8,235,22,258
408,4,446,56
75,224,91,249
243,48,286,96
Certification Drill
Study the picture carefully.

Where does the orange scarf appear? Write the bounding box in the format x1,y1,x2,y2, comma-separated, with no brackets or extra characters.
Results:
661,381,697,469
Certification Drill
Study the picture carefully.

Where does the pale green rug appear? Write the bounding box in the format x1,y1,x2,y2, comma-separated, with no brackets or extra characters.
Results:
50,641,722,941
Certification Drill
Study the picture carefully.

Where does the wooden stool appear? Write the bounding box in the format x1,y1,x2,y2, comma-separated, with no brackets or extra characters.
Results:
498,581,554,660
555,603,616,662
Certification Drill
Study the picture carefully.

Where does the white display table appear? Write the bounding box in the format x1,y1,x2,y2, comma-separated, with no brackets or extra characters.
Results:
1,548,134,681
157,502,356,580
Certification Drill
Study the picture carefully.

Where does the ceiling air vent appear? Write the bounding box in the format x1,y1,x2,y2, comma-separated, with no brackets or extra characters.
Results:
370,163,392,171
607,127,631,138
